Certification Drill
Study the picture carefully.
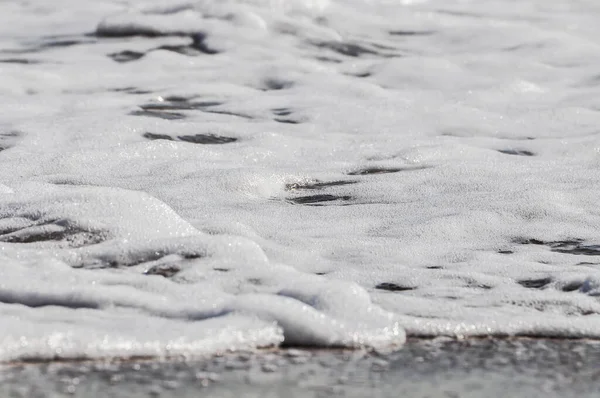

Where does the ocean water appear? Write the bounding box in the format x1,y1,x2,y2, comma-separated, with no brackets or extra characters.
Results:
2,0,600,362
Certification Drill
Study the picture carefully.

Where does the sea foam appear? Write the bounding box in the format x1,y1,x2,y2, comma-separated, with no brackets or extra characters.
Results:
1,0,600,361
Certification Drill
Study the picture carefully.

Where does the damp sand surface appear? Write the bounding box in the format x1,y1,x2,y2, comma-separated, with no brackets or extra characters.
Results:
3,338,600,398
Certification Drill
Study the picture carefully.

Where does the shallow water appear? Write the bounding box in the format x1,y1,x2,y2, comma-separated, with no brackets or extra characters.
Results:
2,0,600,361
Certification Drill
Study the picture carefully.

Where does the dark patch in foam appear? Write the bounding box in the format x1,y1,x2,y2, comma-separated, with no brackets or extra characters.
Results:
514,238,600,256
143,132,237,144
154,44,200,56
553,242,600,256
143,132,173,141
0,131,20,152
0,218,105,248
140,100,223,111
200,109,253,119
0,58,41,64
97,251,202,270
441,131,536,141
140,95,249,119
272,108,292,116
561,281,584,292
95,24,189,38
37,38,95,49
178,134,237,144
375,283,416,292
426,266,443,270
213,268,230,272
48,178,91,186
191,32,220,55
313,42,374,57
101,30,219,62
0,291,101,310
347,166,428,176
350,71,372,78
163,95,193,102
370,42,398,51
498,149,535,156
389,30,434,36
262,78,294,91
4,36,97,55
515,238,546,245
286,180,357,191
182,253,201,260
107,46,213,63
151,34,220,55
145,264,181,278
517,277,552,289
287,194,352,206
111,87,153,95
130,110,186,120
315,56,343,63
312,41,399,58
469,283,492,290
272,108,301,124
108,50,145,63
274,118,301,124
156,43,217,57
503,42,548,53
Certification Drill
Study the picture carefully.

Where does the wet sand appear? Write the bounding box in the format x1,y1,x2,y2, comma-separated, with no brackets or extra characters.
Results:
3,338,600,398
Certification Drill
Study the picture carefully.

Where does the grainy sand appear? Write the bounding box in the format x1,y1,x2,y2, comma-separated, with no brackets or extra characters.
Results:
3,338,600,398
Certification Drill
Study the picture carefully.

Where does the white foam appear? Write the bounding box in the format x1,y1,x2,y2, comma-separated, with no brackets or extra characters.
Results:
2,0,600,361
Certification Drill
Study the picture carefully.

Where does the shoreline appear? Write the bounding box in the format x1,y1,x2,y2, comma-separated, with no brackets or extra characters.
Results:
3,337,600,397
3,335,600,367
